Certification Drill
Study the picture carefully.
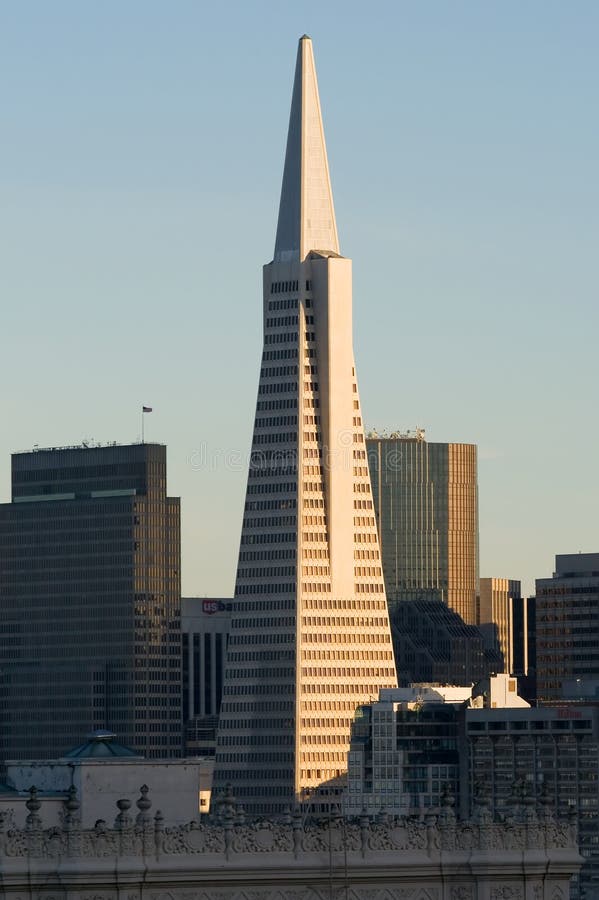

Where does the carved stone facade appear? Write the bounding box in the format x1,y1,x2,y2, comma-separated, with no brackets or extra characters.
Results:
0,788,581,900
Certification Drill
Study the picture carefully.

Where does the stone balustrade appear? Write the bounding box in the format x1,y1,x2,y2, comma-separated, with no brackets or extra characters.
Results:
0,784,582,900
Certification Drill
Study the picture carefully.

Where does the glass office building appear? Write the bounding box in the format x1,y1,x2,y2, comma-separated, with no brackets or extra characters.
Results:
367,434,479,625
0,443,181,761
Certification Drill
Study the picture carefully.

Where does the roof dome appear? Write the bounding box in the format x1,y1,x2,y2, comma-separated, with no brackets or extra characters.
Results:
64,730,142,759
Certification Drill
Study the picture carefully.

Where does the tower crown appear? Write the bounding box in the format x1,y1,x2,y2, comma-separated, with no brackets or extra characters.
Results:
274,36,339,263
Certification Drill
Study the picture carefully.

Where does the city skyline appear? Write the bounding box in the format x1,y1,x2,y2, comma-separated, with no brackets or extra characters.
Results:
2,3,598,599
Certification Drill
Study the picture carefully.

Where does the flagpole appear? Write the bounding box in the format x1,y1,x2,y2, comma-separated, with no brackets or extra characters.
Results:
142,407,145,444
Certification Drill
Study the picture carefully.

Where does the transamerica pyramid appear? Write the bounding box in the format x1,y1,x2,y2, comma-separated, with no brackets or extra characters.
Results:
212,35,397,816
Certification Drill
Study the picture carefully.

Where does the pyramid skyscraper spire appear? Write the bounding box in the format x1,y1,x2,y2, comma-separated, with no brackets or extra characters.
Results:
212,36,396,817
274,35,339,262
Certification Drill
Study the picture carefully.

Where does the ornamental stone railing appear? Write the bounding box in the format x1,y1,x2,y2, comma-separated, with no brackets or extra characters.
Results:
0,783,582,900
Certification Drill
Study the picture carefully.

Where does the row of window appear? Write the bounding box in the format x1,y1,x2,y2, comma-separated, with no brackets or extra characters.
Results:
300,717,352,729
231,616,295,630
260,365,297,378
245,498,297,511
262,349,298,361
301,667,394,680
241,532,295,544
302,648,388,662
217,734,293,745
265,315,298,327
267,297,298,310
237,566,296,578
256,397,298,412
303,481,323,492
306,597,387,622
264,332,297,345
227,650,295,664
302,615,390,627
238,549,296,561
258,383,297,396
223,682,294,695
270,280,301,294
255,415,297,428
300,733,351,744
232,599,295,612
236,583,295,594
228,631,293,645
248,467,297,479
247,482,295,494
217,751,293,761
253,432,297,444
354,566,382,576
243,516,296,528
354,500,373,509
250,449,298,465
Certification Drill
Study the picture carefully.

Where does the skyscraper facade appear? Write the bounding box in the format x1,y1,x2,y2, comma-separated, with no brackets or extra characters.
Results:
535,552,599,702
479,577,522,674
212,36,397,816
0,443,181,761
367,433,479,624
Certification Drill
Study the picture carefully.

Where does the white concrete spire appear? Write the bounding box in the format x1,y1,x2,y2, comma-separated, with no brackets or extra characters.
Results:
274,36,339,262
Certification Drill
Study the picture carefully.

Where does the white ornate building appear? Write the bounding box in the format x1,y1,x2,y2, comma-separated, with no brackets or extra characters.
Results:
0,784,580,900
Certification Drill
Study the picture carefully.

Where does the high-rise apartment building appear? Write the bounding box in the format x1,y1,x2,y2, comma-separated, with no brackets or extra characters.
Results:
0,443,181,761
535,552,599,702
367,433,479,624
212,36,397,816
479,577,522,674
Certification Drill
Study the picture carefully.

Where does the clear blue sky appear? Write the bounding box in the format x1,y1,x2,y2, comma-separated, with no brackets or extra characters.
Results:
1,1,597,597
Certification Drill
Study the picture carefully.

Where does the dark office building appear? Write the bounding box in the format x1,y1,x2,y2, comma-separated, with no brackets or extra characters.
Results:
535,552,599,702
0,443,181,761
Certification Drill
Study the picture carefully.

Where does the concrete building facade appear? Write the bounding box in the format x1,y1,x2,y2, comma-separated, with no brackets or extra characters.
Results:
367,433,479,625
212,36,397,815
0,443,181,761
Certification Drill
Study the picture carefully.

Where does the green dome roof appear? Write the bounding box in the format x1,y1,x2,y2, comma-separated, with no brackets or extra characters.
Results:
64,730,142,759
